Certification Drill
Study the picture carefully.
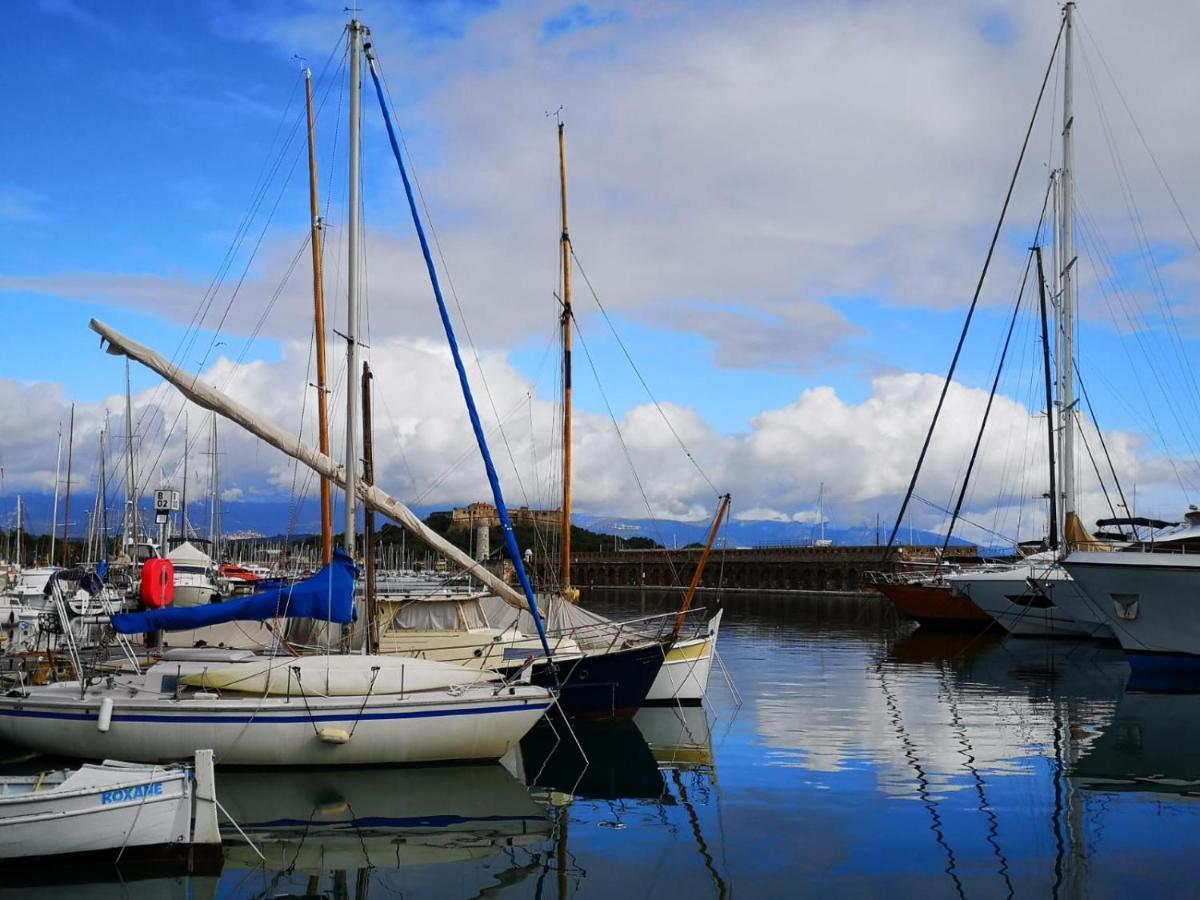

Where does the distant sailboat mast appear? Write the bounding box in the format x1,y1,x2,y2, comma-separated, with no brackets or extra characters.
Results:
61,403,75,567
50,421,62,566
123,358,138,549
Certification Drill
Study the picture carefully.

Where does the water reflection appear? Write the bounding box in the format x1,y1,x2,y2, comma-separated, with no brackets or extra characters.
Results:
9,592,1200,896
1074,691,1200,795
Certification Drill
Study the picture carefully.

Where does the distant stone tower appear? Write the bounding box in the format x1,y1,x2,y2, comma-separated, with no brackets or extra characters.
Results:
474,524,490,562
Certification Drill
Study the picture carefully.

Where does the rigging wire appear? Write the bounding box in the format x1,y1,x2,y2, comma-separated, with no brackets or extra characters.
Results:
569,247,719,498
887,15,1066,548
940,250,1033,556
572,317,687,587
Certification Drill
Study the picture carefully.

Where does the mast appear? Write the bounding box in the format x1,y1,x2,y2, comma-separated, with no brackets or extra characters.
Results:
61,403,75,567
1060,2,1078,541
305,65,334,566
673,493,731,642
98,424,108,561
181,413,188,539
15,495,21,568
343,18,365,559
362,362,378,654
124,358,137,549
212,416,222,559
818,481,825,543
50,422,62,565
1035,245,1059,551
557,120,575,598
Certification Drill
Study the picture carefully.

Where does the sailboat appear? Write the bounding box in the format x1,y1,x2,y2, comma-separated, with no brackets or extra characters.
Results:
0,20,556,767
462,120,722,706
943,4,1114,640
353,59,671,718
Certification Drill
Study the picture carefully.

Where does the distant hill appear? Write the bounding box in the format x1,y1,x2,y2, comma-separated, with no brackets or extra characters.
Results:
0,491,979,550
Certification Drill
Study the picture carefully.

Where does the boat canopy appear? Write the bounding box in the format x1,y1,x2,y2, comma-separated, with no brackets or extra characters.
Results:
111,548,358,634
1095,516,1179,530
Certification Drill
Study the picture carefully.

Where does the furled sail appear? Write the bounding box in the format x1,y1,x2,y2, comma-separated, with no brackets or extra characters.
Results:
88,318,534,613
112,548,357,633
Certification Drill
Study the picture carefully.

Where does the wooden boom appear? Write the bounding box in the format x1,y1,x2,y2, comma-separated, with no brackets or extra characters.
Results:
88,318,533,612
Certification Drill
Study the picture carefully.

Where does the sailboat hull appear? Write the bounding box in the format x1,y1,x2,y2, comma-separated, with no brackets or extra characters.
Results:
532,640,666,720
645,609,722,704
876,581,992,630
0,682,552,766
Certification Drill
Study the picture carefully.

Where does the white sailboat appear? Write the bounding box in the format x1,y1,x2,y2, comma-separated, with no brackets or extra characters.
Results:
946,3,1096,638
0,20,557,768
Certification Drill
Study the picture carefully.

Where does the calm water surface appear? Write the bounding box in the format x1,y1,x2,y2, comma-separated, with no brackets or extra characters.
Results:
5,590,1199,898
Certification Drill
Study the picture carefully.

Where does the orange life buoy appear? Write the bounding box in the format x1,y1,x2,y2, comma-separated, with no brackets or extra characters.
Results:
140,558,175,608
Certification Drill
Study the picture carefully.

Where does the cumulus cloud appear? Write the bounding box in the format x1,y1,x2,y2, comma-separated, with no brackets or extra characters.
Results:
0,338,1186,545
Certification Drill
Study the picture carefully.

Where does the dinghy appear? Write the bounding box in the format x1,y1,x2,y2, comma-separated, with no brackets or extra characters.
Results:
0,749,219,862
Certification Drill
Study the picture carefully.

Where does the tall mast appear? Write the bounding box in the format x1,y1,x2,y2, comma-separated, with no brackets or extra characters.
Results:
98,424,108,561
15,495,21,568
50,422,62,565
305,66,334,566
211,415,222,559
1036,245,1059,551
61,403,75,567
181,413,188,539
124,358,137,548
557,120,575,597
344,18,365,559
1060,2,1077,540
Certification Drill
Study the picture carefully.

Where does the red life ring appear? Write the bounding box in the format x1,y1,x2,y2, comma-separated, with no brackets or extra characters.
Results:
140,559,175,608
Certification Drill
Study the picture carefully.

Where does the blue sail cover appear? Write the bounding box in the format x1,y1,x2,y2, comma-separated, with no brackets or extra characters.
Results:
111,549,358,634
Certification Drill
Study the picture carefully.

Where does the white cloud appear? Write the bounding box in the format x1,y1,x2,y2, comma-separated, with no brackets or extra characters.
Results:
11,0,1200,377
0,339,1187,544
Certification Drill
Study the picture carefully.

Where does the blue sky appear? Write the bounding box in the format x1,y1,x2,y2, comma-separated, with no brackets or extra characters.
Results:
4,0,1200,538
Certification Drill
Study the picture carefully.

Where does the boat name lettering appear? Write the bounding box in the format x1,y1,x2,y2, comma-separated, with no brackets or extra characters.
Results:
100,782,163,804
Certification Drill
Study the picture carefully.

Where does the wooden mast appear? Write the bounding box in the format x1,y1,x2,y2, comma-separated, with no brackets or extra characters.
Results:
558,120,576,600
673,493,731,642
304,66,334,566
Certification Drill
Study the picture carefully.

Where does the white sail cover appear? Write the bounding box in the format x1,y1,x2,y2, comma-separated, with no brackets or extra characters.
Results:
89,318,533,613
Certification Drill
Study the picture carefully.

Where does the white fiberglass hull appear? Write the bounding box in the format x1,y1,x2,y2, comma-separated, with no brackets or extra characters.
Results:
0,758,208,859
0,681,553,766
645,609,723,703
1065,551,1200,657
172,577,219,607
946,565,1089,637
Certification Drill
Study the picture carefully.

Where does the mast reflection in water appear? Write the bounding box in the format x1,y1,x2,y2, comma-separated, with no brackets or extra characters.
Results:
4,589,1200,896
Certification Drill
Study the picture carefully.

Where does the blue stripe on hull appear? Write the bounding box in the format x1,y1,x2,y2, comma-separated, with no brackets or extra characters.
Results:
0,702,551,726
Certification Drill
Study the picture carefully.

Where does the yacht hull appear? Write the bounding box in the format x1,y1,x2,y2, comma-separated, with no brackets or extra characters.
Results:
1066,552,1200,657
947,566,1090,637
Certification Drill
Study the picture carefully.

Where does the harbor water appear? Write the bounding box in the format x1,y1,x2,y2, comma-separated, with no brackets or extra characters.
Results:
3,589,1198,898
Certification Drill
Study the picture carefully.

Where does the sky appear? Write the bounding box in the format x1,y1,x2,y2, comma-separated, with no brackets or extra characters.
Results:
4,0,1200,544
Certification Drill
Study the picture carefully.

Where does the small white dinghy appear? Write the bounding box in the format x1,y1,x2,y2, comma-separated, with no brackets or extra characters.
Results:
0,749,220,861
